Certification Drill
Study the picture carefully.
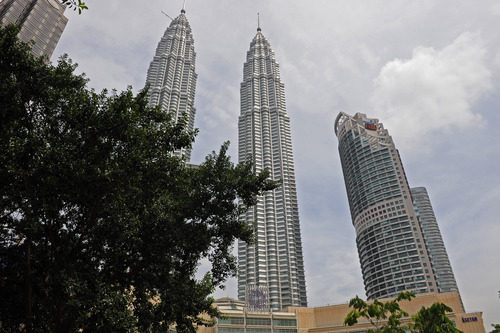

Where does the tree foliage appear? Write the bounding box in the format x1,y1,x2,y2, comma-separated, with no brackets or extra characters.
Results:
60,0,88,14
490,324,500,333
344,291,415,333
412,302,462,333
344,292,464,333
0,23,276,332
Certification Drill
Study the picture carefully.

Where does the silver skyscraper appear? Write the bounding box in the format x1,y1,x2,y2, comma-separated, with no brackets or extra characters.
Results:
145,9,197,161
237,25,307,310
0,0,68,58
411,187,459,294
335,112,438,300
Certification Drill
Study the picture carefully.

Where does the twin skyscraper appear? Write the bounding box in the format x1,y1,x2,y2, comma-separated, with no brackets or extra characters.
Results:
145,9,458,311
145,10,307,310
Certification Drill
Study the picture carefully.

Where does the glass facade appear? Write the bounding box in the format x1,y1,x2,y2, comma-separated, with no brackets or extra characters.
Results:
217,315,296,333
0,0,68,58
334,112,437,300
272,319,296,327
411,187,459,294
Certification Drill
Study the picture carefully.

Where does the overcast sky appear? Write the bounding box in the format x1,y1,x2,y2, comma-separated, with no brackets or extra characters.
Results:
53,0,500,329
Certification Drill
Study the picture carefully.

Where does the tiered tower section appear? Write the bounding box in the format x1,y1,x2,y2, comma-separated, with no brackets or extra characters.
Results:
335,112,438,300
237,27,307,310
145,9,197,161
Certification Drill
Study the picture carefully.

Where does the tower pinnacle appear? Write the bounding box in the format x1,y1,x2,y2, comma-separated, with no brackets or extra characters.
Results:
145,8,197,161
257,12,261,31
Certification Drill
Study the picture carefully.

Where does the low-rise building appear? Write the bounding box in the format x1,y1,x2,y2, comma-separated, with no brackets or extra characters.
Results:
204,292,484,333
199,297,298,333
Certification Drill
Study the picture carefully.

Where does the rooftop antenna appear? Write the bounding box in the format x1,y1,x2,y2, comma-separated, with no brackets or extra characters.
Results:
182,0,186,13
257,12,261,31
161,10,174,21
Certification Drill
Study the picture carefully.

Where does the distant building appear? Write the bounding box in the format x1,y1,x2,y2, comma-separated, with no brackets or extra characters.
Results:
145,9,197,161
289,292,484,333
411,187,459,294
334,112,438,300
0,0,68,58
199,292,484,333
237,24,307,310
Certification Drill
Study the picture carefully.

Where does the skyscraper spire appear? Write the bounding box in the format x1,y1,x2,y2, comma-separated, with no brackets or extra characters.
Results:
145,9,197,161
238,27,307,310
257,12,261,31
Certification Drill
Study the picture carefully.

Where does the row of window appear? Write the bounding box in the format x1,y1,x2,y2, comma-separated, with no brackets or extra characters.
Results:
219,329,297,333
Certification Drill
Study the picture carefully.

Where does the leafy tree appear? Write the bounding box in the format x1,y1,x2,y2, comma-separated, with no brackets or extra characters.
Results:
411,303,463,333
491,324,500,333
0,23,276,333
60,0,88,14
344,291,415,333
344,291,465,333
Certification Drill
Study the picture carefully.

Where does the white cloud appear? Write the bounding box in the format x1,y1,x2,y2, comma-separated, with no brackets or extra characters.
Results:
440,185,500,326
370,32,492,153
305,247,364,306
494,50,500,70
490,2,500,16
